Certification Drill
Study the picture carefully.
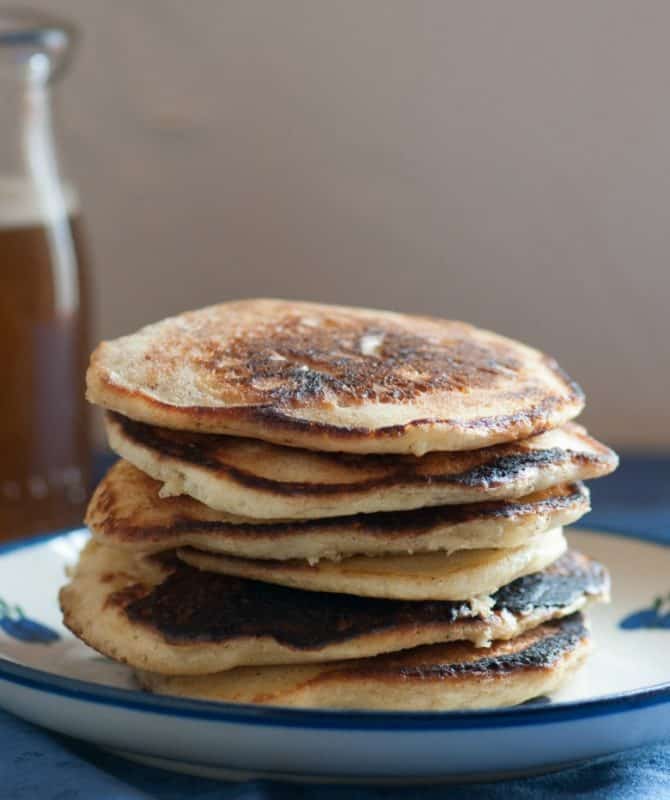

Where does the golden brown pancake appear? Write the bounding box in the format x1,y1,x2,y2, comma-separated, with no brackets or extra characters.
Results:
136,614,591,710
104,413,616,520
60,540,605,676
87,460,590,562
177,527,567,601
87,299,584,455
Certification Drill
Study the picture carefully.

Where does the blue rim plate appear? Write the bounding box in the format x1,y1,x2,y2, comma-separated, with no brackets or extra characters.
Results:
0,525,668,780
0,527,668,730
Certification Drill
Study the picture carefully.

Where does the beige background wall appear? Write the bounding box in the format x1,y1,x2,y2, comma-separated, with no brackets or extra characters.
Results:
34,1,670,447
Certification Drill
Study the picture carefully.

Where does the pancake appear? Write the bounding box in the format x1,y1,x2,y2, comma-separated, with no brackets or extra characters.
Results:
105,413,616,520
87,460,590,562
177,527,567,600
135,614,591,710
60,540,606,675
87,299,584,455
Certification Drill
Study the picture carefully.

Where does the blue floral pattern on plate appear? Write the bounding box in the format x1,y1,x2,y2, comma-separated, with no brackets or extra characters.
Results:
0,599,60,643
620,593,670,630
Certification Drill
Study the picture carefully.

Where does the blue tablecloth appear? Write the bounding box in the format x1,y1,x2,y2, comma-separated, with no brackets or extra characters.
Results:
2,455,669,799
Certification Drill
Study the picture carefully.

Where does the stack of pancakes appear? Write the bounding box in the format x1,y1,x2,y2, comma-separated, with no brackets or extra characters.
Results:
60,299,618,710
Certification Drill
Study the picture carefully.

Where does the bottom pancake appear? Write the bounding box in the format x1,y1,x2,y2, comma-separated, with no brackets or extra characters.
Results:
136,614,590,710
60,540,607,675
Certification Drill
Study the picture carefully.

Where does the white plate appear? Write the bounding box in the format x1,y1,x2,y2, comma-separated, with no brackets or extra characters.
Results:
0,527,668,783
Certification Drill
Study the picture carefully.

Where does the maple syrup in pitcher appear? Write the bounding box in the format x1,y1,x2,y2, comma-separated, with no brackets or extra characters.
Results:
0,13,91,539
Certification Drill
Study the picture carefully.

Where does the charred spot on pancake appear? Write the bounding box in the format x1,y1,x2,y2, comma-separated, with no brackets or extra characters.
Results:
108,412,228,472
123,565,474,648
452,449,569,489
356,614,588,679
492,551,608,612
191,313,526,409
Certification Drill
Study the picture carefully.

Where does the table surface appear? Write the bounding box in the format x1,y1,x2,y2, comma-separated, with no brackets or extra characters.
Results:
1,454,669,800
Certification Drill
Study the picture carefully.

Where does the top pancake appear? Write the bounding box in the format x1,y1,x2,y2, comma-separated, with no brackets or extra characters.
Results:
136,614,591,710
87,299,584,455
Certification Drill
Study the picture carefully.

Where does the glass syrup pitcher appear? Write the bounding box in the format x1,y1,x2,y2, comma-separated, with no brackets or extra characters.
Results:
0,10,91,540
